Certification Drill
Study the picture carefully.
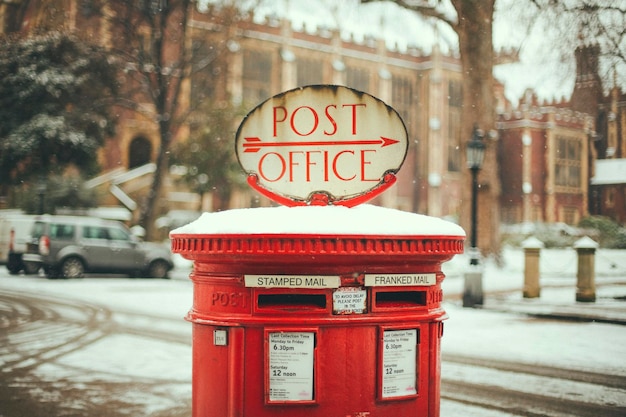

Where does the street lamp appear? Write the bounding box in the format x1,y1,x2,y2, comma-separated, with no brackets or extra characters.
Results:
466,125,485,265
36,179,47,215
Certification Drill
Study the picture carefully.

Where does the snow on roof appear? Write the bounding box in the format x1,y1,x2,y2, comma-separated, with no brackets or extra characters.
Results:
591,159,626,185
170,204,466,237
245,0,457,54
203,0,623,107
243,0,577,106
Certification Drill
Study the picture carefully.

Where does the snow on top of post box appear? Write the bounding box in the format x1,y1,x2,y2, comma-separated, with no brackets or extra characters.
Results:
170,204,465,237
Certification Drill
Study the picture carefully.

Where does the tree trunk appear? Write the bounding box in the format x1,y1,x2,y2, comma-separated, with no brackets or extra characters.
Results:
139,121,171,241
453,0,500,256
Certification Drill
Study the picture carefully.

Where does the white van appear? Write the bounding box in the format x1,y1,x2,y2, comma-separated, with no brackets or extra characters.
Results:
0,212,37,274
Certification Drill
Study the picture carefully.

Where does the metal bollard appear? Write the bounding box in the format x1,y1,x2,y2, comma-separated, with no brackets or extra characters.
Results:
574,236,598,303
522,237,544,299
462,247,483,307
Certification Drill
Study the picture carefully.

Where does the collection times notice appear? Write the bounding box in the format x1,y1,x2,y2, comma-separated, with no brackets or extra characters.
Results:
268,332,315,401
382,329,417,398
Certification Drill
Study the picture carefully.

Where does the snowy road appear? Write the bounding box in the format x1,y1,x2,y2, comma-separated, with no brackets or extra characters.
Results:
441,354,626,417
0,276,192,417
1,270,625,416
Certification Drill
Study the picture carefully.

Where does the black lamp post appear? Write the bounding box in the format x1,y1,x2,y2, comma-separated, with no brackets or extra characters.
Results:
36,179,47,215
466,125,485,266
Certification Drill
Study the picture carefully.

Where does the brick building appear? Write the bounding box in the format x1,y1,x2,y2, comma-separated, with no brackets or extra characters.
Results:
2,1,614,236
497,91,593,225
570,45,626,226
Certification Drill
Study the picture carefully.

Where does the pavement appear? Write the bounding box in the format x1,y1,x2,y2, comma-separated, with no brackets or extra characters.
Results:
441,248,626,326
477,281,626,325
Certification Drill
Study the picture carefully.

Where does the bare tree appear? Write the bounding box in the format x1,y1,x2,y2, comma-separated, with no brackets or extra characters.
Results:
362,0,500,255
527,0,626,86
95,0,193,239
99,0,259,239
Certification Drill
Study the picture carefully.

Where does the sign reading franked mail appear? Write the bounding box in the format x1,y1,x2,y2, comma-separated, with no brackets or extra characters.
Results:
364,273,436,286
235,85,408,206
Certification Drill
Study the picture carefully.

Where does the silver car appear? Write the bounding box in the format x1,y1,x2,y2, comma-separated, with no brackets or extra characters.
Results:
23,215,173,279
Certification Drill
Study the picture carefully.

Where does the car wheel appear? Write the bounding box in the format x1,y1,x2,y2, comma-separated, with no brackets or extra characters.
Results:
148,260,170,279
7,255,22,274
61,257,85,279
23,262,40,275
45,266,60,279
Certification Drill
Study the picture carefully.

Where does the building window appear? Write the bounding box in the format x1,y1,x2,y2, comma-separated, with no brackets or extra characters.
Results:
297,58,323,86
129,136,152,169
346,66,370,92
606,187,615,208
243,49,272,104
562,206,579,225
448,80,463,107
501,205,520,224
448,80,462,172
555,136,582,189
81,0,95,16
191,40,221,109
531,206,543,223
391,74,413,128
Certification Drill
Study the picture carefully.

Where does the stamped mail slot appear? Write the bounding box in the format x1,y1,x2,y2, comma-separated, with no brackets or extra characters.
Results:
257,293,328,311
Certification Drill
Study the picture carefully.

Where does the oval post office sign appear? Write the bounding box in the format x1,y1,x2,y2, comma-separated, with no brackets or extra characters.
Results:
235,85,408,207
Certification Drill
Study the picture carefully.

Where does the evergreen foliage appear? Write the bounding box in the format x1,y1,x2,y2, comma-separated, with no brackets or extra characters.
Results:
578,216,626,249
0,32,119,184
17,175,99,215
170,100,247,210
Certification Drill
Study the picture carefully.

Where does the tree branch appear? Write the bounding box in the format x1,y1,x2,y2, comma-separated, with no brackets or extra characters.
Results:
360,0,457,29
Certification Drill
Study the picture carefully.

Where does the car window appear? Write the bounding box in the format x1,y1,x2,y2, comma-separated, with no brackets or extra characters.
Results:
31,222,46,239
83,226,109,239
50,224,75,240
107,227,130,241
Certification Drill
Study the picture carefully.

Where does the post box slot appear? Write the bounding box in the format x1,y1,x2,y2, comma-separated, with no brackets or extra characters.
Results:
375,290,426,308
258,293,327,310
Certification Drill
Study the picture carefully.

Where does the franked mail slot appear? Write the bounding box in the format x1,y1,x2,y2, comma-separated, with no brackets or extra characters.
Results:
374,290,427,309
257,293,328,311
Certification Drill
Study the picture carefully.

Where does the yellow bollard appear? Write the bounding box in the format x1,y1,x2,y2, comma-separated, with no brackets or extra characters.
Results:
522,237,544,299
574,236,598,303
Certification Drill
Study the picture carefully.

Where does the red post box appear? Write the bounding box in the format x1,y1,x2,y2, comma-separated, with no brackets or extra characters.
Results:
171,204,464,417
172,85,465,416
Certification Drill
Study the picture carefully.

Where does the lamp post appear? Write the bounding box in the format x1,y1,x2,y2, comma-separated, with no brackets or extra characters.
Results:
36,179,47,215
466,125,485,265
463,125,485,307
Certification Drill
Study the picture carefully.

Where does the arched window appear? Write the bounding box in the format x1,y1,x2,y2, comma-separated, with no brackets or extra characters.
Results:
128,136,152,169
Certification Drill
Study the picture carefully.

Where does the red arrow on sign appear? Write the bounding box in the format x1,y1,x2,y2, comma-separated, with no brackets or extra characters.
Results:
243,136,399,153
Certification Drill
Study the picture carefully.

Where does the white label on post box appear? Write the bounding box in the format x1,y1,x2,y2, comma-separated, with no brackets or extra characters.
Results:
382,329,417,398
245,275,340,288
213,329,227,346
333,287,367,314
365,273,436,286
268,332,315,402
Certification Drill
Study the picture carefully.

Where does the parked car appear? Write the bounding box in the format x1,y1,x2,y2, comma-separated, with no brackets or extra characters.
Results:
0,212,38,274
23,215,174,279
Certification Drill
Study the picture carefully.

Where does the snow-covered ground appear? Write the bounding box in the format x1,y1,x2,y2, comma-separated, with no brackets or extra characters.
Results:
2,244,625,416
441,246,626,372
